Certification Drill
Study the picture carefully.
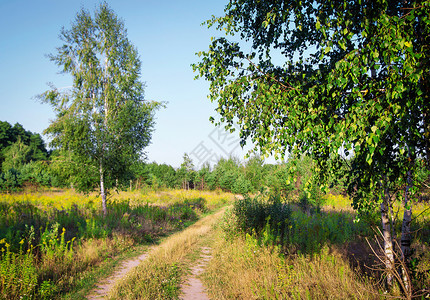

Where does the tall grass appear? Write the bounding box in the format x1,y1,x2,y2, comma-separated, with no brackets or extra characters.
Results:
212,192,430,298
203,227,381,299
0,189,233,299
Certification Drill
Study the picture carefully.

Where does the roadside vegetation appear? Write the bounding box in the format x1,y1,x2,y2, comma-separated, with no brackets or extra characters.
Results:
0,189,233,299
106,207,225,299
203,192,430,299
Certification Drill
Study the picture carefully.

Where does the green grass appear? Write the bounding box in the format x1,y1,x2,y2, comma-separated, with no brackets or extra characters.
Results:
0,189,233,299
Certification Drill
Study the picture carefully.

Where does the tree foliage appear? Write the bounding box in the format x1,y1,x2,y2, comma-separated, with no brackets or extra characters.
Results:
194,0,430,292
194,0,429,170
0,121,48,169
39,3,161,213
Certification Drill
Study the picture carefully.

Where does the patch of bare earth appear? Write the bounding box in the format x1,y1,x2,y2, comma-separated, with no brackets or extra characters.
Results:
86,249,152,299
180,246,212,300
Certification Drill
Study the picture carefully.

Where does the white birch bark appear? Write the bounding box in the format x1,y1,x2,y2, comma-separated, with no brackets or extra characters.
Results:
100,162,107,216
400,167,413,295
381,196,395,288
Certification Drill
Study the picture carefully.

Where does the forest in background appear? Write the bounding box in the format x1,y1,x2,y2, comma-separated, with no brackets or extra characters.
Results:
0,120,336,200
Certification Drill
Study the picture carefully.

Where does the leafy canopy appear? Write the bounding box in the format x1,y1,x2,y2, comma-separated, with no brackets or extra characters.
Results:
40,3,161,192
193,0,430,205
0,121,49,170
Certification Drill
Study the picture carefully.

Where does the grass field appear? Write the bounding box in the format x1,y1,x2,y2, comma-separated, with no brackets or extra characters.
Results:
202,193,430,299
0,188,233,299
0,189,429,299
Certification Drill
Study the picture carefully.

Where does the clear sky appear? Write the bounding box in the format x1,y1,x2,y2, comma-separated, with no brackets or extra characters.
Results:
0,0,268,168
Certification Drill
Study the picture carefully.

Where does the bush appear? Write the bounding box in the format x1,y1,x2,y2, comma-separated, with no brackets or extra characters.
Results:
229,193,367,255
231,174,252,194
233,194,292,247
0,168,23,192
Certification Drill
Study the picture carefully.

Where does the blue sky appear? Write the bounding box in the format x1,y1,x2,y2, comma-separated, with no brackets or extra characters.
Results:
0,0,267,168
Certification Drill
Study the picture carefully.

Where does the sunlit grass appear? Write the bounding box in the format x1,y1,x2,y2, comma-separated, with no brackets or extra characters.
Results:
203,229,381,300
113,188,234,209
0,188,233,299
0,189,99,210
0,188,234,211
208,192,430,299
323,193,354,211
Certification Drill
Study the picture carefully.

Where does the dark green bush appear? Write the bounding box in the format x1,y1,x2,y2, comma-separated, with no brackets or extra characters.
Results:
231,174,252,194
233,194,292,244
229,193,369,255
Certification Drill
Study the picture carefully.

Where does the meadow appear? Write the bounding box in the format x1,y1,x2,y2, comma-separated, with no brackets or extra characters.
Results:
0,188,234,299
1,188,429,299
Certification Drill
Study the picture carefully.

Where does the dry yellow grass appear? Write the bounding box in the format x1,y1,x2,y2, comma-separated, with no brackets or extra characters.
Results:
105,204,383,300
112,189,234,209
106,208,226,299
0,189,234,209
0,189,99,210
0,188,234,211
323,193,355,212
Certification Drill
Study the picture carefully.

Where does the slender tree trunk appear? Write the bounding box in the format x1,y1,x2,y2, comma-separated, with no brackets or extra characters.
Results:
101,50,109,217
100,161,107,216
381,194,395,288
400,167,413,295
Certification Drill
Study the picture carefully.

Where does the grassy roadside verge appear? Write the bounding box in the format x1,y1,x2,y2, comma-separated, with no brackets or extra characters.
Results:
107,207,226,299
202,207,381,299
61,243,150,300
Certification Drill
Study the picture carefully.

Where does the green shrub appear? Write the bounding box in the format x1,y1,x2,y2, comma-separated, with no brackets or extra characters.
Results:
0,168,23,192
231,174,252,194
233,194,292,247
230,193,369,255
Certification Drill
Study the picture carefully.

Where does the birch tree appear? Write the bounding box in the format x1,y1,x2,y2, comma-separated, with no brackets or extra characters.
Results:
40,3,161,215
193,0,429,292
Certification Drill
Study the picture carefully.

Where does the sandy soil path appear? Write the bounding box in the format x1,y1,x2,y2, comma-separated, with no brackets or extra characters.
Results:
86,207,227,299
180,246,212,300
86,250,151,299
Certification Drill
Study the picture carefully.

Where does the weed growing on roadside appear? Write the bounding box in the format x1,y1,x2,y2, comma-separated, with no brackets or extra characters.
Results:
0,239,37,299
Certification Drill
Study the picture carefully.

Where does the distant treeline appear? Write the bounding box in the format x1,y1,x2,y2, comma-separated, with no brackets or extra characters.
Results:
0,121,347,197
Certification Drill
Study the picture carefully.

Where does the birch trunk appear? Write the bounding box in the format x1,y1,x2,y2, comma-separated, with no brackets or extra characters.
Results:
400,168,413,295
100,162,107,216
381,196,395,288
